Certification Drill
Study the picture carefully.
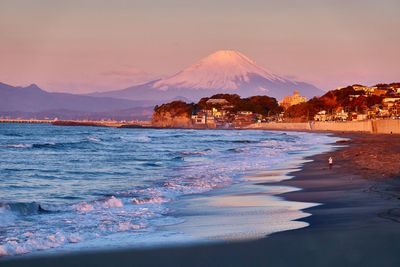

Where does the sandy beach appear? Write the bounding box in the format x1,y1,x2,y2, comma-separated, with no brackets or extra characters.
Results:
2,132,400,266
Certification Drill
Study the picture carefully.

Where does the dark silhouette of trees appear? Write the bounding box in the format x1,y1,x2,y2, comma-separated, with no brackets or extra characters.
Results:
154,101,194,117
196,94,281,116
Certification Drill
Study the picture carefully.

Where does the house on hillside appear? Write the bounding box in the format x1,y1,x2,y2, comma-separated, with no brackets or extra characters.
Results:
206,99,229,105
212,108,229,118
348,94,361,101
352,85,370,91
383,97,400,103
373,89,390,96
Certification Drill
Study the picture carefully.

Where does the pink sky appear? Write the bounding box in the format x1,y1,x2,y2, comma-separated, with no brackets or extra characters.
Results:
0,0,399,94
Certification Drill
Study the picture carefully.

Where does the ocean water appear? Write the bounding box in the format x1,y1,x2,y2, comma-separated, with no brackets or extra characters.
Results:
0,123,337,256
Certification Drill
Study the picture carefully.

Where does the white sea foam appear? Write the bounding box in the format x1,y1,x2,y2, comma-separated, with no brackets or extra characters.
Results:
0,231,84,256
5,142,58,148
132,197,167,205
73,202,94,212
137,135,151,142
73,196,123,211
180,151,207,155
86,137,100,142
100,196,123,208
68,234,83,243
4,144,32,148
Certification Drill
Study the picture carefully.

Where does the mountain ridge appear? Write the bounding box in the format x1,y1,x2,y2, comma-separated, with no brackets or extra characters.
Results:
0,82,154,120
92,50,324,101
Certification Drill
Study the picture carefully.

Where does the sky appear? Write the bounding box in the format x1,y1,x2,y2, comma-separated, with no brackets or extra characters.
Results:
0,0,399,94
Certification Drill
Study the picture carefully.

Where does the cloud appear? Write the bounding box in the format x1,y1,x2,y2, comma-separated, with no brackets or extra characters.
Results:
99,67,161,88
42,67,161,94
101,67,161,82
102,67,152,77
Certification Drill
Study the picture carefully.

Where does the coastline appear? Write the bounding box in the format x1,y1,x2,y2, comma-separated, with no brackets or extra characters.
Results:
2,119,400,135
2,132,400,266
275,132,400,228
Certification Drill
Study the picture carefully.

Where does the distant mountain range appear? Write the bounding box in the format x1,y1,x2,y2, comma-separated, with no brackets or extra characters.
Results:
1,50,324,120
0,82,154,120
92,50,324,102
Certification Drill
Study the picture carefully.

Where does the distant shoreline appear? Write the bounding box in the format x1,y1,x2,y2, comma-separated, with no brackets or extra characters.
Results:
2,119,400,135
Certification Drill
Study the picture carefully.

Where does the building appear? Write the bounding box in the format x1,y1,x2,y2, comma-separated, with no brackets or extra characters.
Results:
233,113,257,127
238,111,253,115
314,110,328,121
373,89,389,96
191,113,206,125
383,97,400,103
279,91,307,110
352,85,371,91
334,110,349,121
212,108,229,118
356,114,368,121
206,99,229,105
348,94,361,101
191,110,218,128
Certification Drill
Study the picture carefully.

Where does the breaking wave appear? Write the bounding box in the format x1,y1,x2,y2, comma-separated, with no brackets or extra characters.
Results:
0,126,337,256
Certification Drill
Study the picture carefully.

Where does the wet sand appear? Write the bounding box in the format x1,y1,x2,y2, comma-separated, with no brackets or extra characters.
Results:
3,133,400,266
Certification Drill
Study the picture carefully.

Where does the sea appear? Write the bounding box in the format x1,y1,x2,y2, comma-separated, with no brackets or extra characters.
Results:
0,123,338,257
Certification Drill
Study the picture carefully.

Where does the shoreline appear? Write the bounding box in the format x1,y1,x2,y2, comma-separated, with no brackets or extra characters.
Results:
2,119,400,135
275,132,400,227
2,132,400,266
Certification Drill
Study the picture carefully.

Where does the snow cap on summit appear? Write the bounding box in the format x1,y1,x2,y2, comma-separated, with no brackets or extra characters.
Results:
203,50,255,64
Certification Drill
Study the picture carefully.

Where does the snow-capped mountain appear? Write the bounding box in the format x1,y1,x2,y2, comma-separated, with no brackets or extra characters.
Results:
152,50,287,90
93,50,323,102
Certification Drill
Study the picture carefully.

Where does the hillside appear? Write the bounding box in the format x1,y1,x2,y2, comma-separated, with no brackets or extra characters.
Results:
152,94,281,128
284,84,397,120
0,82,153,120
152,101,195,128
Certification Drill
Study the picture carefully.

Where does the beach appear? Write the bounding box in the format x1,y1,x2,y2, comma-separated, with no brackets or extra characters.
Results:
1,132,399,266
1,0,399,264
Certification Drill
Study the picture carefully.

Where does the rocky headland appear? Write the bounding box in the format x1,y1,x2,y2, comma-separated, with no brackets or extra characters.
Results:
151,101,194,128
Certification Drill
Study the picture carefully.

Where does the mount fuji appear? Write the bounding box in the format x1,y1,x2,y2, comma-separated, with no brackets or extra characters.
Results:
93,50,323,102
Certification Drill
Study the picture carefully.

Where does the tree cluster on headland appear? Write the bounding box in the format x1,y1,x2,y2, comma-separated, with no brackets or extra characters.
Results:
196,94,282,116
285,83,400,121
152,94,282,128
